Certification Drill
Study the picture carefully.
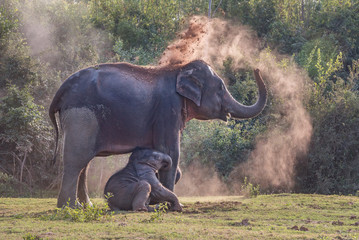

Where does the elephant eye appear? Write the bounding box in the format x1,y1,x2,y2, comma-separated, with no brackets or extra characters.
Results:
219,83,225,92
216,83,225,97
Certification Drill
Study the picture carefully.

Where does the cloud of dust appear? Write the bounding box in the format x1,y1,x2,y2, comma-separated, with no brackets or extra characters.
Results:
175,161,230,196
87,155,130,196
19,0,110,69
19,1,54,56
162,16,313,191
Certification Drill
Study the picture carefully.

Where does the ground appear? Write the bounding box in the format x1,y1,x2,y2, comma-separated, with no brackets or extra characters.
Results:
0,194,358,239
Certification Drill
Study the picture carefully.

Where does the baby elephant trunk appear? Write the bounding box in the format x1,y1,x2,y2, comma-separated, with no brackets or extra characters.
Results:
161,155,172,171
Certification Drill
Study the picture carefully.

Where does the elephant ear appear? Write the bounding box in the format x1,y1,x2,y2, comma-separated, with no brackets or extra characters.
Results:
176,69,202,107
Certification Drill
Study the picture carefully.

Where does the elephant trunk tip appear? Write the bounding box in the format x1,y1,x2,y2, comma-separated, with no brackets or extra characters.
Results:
224,68,267,120
161,157,172,171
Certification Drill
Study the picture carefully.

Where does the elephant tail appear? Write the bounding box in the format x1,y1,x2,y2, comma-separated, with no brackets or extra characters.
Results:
49,99,60,166
49,81,69,166
48,71,82,165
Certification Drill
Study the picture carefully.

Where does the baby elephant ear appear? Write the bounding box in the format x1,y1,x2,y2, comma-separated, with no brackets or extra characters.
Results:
176,69,202,107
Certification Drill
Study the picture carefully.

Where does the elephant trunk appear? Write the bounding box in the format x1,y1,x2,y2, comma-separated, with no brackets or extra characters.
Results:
223,69,267,119
161,156,173,171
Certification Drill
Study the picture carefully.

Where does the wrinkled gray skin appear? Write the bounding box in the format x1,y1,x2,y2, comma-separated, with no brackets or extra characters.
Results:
104,148,182,212
49,60,267,208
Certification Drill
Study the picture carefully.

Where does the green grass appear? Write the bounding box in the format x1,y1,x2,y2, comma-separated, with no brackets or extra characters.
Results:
0,194,358,239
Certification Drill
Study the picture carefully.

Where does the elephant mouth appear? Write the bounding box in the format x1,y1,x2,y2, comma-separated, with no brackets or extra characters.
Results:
218,105,231,121
219,110,231,121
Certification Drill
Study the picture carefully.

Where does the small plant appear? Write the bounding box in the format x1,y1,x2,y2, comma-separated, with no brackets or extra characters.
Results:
242,177,260,198
43,201,112,222
104,192,114,200
143,203,169,223
23,233,42,240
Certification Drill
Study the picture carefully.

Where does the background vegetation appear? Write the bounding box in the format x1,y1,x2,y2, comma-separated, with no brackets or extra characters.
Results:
0,0,358,196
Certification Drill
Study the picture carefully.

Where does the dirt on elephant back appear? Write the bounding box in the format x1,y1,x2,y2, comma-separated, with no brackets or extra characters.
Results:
158,16,207,67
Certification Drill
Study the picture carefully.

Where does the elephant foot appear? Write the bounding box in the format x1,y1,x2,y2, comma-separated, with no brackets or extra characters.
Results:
134,206,148,212
82,201,93,208
57,197,81,209
170,205,183,212
167,202,183,212
77,201,84,208
75,200,93,209
146,206,155,212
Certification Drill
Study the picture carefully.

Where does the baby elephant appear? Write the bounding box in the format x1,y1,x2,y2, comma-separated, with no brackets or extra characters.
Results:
104,148,182,212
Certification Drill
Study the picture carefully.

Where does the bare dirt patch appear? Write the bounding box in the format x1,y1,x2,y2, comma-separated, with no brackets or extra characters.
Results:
182,201,242,214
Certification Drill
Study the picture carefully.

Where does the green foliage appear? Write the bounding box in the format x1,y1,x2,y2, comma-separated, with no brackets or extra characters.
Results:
88,0,184,64
225,0,359,63
113,38,158,65
296,38,343,79
0,33,38,89
0,85,52,188
45,202,113,222
225,0,276,37
0,85,45,140
312,1,359,64
242,177,260,198
0,172,27,197
23,233,42,240
0,0,18,46
104,192,114,201
298,58,359,195
143,202,169,223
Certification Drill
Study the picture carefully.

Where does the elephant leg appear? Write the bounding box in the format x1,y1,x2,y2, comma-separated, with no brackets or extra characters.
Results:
57,166,82,208
159,163,178,192
57,108,98,208
175,167,182,184
156,146,180,192
57,147,94,208
132,180,151,211
150,183,182,212
77,164,92,207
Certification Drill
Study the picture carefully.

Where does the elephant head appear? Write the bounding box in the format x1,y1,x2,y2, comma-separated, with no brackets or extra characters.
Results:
176,60,267,121
132,148,173,172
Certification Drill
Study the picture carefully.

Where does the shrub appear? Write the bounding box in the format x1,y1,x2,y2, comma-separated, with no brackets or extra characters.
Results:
45,202,112,222
297,59,359,194
241,177,260,198
0,85,52,191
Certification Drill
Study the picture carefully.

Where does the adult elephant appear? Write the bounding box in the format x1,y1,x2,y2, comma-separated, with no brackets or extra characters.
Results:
49,60,267,208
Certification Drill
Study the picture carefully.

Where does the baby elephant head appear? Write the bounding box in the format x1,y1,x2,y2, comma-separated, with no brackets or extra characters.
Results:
131,148,172,171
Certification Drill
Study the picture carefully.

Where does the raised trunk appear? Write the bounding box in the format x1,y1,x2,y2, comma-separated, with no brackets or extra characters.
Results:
223,69,267,119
